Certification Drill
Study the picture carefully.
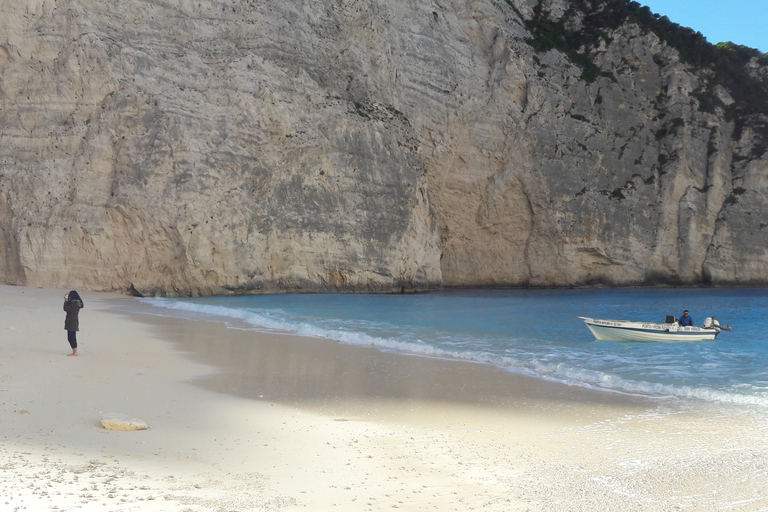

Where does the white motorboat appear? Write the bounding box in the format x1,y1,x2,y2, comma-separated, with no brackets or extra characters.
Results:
579,315,731,342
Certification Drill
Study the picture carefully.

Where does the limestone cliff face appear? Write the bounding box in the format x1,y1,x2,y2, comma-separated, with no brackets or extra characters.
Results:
1,0,766,295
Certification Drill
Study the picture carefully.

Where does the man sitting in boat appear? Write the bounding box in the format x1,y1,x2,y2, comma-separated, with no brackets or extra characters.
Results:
679,310,693,326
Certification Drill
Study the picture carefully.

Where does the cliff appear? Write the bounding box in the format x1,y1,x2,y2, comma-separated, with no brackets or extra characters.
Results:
1,0,767,295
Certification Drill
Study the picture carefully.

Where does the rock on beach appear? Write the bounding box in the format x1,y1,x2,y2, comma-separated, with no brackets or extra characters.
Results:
101,413,149,431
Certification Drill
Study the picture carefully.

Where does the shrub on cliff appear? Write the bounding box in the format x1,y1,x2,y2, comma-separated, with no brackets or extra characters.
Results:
521,0,768,156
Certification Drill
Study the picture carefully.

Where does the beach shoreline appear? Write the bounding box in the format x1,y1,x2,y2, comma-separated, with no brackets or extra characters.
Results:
2,285,767,511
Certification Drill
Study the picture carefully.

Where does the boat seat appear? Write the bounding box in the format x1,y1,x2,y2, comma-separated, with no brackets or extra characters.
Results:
665,315,676,324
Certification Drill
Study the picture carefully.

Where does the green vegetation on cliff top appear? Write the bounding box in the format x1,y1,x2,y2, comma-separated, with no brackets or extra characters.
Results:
518,0,767,156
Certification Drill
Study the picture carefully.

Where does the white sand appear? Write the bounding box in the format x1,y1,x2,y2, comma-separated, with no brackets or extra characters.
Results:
2,285,767,512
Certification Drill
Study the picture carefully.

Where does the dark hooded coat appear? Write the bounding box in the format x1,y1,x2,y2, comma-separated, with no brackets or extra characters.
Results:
63,290,84,331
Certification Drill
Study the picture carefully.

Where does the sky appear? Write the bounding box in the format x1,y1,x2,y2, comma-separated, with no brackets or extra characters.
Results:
639,0,767,53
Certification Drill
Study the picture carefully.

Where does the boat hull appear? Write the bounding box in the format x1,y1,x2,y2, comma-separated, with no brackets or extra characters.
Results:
579,317,719,342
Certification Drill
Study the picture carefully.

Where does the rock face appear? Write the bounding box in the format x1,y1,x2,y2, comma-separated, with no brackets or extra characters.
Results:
1,0,767,295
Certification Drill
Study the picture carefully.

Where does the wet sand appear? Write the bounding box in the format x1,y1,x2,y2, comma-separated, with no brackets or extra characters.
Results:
2,285,767,511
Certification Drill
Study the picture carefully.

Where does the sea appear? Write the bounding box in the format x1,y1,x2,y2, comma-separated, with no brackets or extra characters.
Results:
131,287,768,410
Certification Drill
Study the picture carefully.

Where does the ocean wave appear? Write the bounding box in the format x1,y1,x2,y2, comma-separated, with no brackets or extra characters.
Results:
137,297,768,408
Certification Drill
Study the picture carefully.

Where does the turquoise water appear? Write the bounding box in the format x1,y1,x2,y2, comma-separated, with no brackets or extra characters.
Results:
138,288,768,407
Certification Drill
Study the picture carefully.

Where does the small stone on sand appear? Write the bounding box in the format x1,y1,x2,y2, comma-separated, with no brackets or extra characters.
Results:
101,413,149,431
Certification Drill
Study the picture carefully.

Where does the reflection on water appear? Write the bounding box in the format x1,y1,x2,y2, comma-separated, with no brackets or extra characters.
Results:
135,288,768,407
136,310,650,417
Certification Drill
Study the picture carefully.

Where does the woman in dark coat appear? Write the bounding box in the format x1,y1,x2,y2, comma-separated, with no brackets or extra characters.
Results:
63,290,84,356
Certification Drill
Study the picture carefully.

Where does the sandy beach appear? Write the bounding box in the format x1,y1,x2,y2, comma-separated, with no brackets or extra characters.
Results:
2,285,767,511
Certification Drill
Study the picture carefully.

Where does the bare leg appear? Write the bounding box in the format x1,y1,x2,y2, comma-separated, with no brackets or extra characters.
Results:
68,348,78,356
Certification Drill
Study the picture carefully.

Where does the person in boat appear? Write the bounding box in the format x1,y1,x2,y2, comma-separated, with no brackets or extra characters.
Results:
679,310,693,327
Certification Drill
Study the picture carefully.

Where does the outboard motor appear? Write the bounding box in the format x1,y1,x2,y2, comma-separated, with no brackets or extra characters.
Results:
704,316,732,332
704,317,722,332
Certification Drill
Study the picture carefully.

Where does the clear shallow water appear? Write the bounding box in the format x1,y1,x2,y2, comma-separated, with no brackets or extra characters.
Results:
137,288,768,407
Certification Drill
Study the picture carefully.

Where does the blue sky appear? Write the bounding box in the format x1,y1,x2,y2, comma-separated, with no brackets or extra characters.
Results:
640,0,767,53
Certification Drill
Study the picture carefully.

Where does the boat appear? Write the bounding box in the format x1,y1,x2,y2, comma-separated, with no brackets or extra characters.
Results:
579,315,731,342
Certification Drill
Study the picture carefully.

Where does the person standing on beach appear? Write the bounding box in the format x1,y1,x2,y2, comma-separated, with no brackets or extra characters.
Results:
63,290,84,356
